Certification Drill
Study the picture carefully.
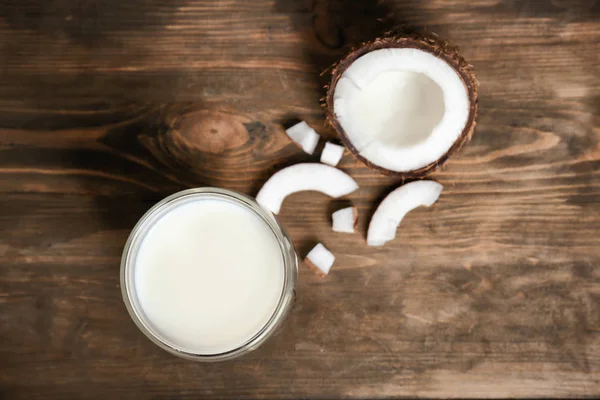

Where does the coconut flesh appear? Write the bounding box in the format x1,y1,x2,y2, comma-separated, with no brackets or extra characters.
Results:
367,180,443,247
333,48,471,173
305,243,335,276
256,163,359,215
332,206,357,233
285,121,320,155
320,142,345,167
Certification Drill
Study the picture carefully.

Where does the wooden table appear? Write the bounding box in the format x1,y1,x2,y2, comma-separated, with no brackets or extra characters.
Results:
1,0,599,398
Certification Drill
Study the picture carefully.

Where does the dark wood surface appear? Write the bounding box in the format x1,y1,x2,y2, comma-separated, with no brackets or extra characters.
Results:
1,0,600,398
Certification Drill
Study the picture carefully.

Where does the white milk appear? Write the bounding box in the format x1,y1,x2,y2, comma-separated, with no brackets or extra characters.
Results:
132,198,285,355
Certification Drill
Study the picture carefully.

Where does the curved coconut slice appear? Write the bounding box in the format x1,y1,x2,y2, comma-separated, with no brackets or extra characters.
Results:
332,206,357,233
256,163,359,214
285,121,319,155
326,32,478,178
367,180,443,247
305,243,335,276
320,142,345,167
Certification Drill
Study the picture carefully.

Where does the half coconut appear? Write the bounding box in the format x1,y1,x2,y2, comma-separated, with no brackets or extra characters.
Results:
326,32,478,178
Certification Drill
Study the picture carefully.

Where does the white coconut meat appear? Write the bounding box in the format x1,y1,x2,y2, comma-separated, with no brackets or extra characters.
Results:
320,142,345,167
305,243,335,276
333,48,470,172
332,206,357,233
285,121,320,155
256,163,359,214
367,180,443,247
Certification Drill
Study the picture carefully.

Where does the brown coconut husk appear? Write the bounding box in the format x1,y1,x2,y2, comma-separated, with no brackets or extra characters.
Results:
304,258,328,277
351,206,358,231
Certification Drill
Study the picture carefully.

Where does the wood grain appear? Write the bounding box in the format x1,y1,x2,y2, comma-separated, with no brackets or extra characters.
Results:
1,0,600,398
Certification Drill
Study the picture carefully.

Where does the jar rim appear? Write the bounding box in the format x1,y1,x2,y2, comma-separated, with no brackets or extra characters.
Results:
120,188,297,361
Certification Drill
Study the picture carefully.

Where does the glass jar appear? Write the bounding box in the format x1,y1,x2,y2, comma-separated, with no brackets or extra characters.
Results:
120,188,297,361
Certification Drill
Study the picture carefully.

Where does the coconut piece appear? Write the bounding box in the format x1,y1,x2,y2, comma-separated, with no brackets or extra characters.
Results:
285,121,320,155
256,163,359,214
326,32,479,178
332,206,358,233
305,243,335,276
320,142,345,167
367,180,443,247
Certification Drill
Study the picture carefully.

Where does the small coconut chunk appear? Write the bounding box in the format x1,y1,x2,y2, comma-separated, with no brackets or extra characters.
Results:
367,180,443,247
305,243,335,276
332,206,357,233
256,163,359,214
320,142,345,167
285,121,320,155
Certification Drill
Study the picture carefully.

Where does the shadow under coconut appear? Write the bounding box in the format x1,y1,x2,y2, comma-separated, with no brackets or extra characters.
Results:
273,0,439,92
274,0,394,91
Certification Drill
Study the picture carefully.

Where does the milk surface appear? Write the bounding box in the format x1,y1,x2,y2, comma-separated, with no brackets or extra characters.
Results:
133,197,285,354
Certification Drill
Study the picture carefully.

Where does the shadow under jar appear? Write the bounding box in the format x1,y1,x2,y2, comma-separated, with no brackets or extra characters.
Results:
121,188,297,361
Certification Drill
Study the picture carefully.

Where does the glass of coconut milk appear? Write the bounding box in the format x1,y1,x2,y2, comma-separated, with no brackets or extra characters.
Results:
120,188,297,361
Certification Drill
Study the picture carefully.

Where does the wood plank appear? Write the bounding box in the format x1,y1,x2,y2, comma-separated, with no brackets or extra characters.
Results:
1,0,600,398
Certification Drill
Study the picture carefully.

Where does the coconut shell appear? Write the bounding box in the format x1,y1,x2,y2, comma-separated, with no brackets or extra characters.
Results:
325,31,479,179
